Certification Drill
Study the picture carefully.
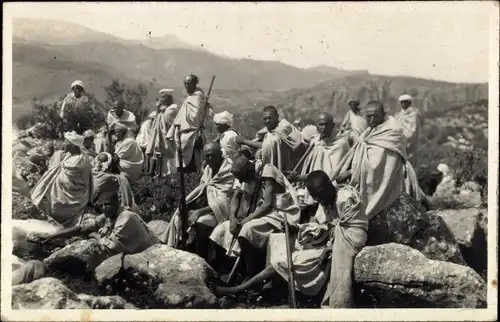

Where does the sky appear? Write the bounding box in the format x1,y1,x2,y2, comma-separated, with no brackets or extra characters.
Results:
5,2,495,83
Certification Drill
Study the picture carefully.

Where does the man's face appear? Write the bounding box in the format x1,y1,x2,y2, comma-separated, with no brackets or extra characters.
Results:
203,146,223,170
113,104,125,117
83,137,94,149
215,123,229,134
349,102,360,113
263,111,279,131
99,197,119,218
184,76,197,94
232,164,253,183
73,86,83,98
365,106,385,128
315,116,334,139
400,100,411,110
115,129,127,141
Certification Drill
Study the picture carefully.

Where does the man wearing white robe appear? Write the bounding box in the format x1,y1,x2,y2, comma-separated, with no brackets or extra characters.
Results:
395,94,421,168
107,98,137,139
214,111,240,163
339,98,368,146
113,123,144,183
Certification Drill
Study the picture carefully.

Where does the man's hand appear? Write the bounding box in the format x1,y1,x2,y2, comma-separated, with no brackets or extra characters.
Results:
188,210,203,226
318,247,333,269
336,170,352,184
235,135,245,145
229,217,241,236
285,171,300,183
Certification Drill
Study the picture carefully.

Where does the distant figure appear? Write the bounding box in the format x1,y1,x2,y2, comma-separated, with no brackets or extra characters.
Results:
112,123,144,183
107,98,137,138
235,106,304,171
339,98,368,146
214,111,240,163
146,88,180,176
137,111,157,174
395,94,421,168
82,130,97,159
60,80,96,135
165,75,212,174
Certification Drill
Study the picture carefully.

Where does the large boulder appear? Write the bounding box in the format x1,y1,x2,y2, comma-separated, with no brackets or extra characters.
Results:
44,239,110,276
354,243,487,308
432,208,488,279
367,193,466,265
12,219,62,260
94,244,218,309
77,294,137,309
12,277,90,309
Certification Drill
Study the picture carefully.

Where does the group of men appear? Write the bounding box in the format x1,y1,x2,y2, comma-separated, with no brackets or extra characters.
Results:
18,74,425,309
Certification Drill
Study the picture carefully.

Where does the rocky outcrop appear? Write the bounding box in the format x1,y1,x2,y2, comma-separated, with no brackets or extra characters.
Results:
44,239,110,276
11,194,45,221
432,208,488,279
94,244,218,309
12,277,90,309
12,219,62,260
77,294,137,309
354,243,486,308
367,193,466,265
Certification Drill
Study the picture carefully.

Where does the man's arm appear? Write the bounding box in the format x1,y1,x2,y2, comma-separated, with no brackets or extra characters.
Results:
242,179,273,223
236,136,263,150
230,189,243,220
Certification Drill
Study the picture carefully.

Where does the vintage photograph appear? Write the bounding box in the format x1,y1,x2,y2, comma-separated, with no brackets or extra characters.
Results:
2,1,498,321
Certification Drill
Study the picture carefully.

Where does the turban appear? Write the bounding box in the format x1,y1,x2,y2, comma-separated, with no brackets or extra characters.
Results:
437,163,451,176
63,131,85,149
95,152,113,171
213,111,234,127
398,94,413,102
159,88,174,95
71,80,85,91
83,130,96,139
301,125,318,142
148,111,157,119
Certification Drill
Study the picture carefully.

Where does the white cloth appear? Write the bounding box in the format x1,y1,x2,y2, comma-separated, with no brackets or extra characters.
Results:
398,94,413,102
64,131,85,149
71,80,85,90
219,129,240,162
83,130,96,139
159,89,174,95
213,111,234,127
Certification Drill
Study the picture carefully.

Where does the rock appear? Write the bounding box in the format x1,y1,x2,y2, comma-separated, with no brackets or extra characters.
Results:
12,277,90,309
12,219,62,260
77,294,137,309
147,220,169,240
12,255,25,271
11,194,45,221
432,208,487,279
95,244,218,309
44,239,110,276
367,193,466,265
457,182,482,208
354,243,487,308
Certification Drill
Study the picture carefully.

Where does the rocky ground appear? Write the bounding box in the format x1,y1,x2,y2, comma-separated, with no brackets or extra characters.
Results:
10,134,489,309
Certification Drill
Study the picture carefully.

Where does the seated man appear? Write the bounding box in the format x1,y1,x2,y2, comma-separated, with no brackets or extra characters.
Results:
113,123,144,183
215,170,368,308
107,98,138,138
160,142,235,264
332,101,408,220
31,131,93,228
82,130,97,159
33,177,158,257
285,112,350,207
209,155,301,278
235,106,303,171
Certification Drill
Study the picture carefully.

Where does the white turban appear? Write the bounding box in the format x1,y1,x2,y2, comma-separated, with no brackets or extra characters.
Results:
159,88,174,95
398,94,413,102
148,111,157,119
301,125,318,142
71,80,85,91
437,163,450,176
64,131,85,149
213,111,234,127
83,130,96,139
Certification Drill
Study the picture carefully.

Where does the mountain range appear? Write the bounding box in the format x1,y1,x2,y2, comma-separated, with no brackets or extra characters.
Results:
11,18,487,125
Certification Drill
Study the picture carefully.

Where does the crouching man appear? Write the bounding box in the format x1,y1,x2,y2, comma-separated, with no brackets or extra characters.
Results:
215,170,368,308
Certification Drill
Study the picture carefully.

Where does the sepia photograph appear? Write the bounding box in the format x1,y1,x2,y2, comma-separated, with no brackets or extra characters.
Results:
2,1,498,321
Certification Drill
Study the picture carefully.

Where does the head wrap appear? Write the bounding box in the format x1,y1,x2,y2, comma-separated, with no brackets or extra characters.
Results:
159,88,174,95
71,80,85,91
95,152,113,172
437,163,451,176
213,111,234,127
83,130,96,139
63,131,85,149
398,94,413,102
148,111,157,119
301,124,319,142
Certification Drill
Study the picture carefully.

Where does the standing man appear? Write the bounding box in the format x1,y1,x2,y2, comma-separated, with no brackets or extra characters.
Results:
339,98,368,146
60,80,96,135
166,75,212,174
395,94,421,168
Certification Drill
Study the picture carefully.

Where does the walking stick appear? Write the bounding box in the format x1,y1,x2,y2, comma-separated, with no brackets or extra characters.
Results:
174,124,188,251
283,209,297,308
225,162,264,284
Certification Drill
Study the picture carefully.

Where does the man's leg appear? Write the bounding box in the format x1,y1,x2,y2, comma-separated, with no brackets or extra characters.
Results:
215,265,277,295
238,236,265,278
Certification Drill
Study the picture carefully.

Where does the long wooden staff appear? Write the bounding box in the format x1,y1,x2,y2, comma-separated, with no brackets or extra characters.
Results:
174,124,188,251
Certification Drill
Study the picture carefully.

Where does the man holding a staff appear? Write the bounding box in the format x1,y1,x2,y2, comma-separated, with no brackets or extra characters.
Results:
209,155,301,280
